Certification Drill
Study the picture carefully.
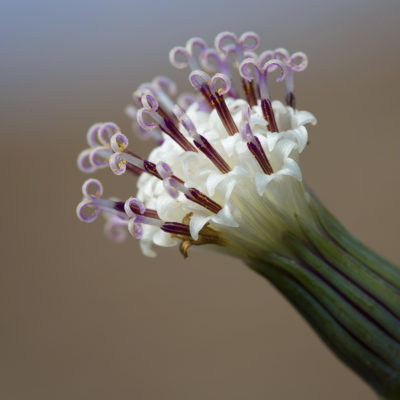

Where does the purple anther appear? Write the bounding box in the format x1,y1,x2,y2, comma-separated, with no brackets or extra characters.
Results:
161,222,191,237
215,31,259,64
82,178,103,199
124,197,146,218
89,146,112,168
169,37,207,71
110,132,129,153
210,73,231,96
128,219,144,239
77,149,96,173
98,122,120,145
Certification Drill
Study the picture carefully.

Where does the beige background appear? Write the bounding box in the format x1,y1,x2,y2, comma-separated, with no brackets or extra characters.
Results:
1,0,399,399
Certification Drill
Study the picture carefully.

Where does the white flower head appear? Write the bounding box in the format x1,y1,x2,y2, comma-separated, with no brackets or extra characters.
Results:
76,31,317,259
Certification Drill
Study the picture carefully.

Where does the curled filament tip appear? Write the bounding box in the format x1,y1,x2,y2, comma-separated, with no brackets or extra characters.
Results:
110,132,129,153
169,37,207,71
82,178,103,199
211,73,231,96
124,197,146,218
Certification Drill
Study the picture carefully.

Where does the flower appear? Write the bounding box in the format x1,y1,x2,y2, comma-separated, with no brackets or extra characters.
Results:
76,32,400,398
76,31,315,259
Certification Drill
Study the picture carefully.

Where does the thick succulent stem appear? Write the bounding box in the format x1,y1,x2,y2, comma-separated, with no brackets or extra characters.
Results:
246,192,400,399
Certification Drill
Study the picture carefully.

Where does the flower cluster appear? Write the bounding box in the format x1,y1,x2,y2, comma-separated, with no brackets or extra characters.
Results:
76,31,316,258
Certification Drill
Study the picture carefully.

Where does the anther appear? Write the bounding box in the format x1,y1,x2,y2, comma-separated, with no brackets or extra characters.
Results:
164,177,223,214
239,59,286,132
240,107,273,175
173,106,231,173
137,91,197,152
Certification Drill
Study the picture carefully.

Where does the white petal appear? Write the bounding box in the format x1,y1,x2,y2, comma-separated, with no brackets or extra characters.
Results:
190,213,212,240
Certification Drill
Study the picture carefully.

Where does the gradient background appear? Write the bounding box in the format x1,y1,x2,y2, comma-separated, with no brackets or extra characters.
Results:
1,0,399,399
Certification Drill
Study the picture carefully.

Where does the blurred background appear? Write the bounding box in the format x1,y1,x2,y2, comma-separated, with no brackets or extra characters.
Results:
1,0,399,399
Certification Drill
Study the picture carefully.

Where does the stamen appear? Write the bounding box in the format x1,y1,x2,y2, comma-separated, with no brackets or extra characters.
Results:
109,151,161,178
77,149,97,173
241,79,258,108
201,48,238,98
239,59,286,132
161,222,191,237
169,37,208,71
77,122,123,173
214,31,259,64
173,105,231,173
125,104,164,144
89,146,112,169
189,70,214,108
274,48,308,108
215,32,260,104
124,198,160,239
124,197,160,220
164,177,222,214
240,107,273,175
76,179,126,223
137,91,197,152
189,71,239,136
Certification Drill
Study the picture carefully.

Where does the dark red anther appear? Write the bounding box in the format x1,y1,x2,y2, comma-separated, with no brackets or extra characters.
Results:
193,135,231,174
185,188,222,214
261,98,279,133
161,222,191,236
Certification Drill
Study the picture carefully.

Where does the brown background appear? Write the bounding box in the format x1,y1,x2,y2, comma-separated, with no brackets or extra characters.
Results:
1,0,399,399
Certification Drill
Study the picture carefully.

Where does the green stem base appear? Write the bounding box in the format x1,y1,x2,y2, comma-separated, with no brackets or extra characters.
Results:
246,192,400,399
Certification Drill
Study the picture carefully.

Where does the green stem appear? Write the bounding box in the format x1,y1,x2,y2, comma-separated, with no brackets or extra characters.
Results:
246,193,400,399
